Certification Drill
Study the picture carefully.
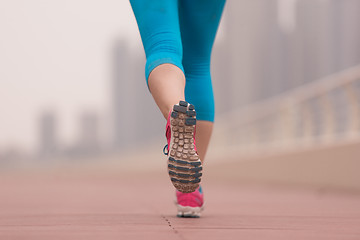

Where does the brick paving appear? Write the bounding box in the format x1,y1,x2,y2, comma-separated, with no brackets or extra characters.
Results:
0,168,359,240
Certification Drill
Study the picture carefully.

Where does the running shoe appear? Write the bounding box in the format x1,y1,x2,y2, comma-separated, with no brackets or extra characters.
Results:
175,186,204,218
164,100,202,193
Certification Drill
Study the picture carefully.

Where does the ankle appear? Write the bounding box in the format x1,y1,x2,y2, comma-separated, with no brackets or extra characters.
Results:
162,106,172,119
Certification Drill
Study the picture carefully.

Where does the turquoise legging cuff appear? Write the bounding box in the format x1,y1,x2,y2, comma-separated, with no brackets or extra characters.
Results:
130,0,226,122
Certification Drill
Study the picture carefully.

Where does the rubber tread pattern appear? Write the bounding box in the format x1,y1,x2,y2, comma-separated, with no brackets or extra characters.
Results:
185,118,196,126
168,164,202,172
168,100,201,193
179,101,188,107
171,177,201,184
186,110,196,117
169,170,202,179
173,105,187,113
169,157,201,167
171,111,178,118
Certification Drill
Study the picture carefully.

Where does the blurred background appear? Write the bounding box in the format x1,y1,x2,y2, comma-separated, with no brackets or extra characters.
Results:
1,0,360,191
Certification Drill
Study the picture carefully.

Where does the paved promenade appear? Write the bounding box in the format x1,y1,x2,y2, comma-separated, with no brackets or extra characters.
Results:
0,166,359,240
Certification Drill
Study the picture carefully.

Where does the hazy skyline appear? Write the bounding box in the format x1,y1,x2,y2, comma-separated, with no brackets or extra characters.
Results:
0,0,143,151
2,0,359,155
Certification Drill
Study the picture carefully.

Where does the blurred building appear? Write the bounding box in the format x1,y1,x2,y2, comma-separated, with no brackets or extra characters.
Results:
112,41,163,151
38,111,58,157
212,0,360,113
76,111,101,155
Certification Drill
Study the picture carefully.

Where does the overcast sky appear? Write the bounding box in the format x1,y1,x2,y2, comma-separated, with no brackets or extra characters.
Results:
0,0,142,152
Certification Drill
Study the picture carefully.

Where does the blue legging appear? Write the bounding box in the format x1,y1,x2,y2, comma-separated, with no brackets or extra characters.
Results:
130,0,226,122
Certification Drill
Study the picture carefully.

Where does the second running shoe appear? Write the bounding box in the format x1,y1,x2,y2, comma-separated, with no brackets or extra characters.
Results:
164,100,202,193
175,186,204,218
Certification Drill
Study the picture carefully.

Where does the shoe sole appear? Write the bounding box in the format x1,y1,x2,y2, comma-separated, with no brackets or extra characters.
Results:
168,101,202,193
176,204,203,218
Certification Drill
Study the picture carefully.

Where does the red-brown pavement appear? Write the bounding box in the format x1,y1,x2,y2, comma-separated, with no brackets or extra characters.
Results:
0,165,360,240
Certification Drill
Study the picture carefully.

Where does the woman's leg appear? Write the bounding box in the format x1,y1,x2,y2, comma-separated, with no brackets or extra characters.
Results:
129,0,185,119
130,0,202,194
147,64,185,119
179,0,226,162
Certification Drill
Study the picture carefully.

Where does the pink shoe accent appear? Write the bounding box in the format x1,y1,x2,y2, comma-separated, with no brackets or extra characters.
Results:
176,187,204,208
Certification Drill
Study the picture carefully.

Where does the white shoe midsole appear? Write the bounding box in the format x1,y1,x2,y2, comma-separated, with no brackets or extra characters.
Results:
175,203,204,216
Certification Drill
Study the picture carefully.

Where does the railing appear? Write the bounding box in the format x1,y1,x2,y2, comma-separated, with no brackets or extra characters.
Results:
213,65,360,154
